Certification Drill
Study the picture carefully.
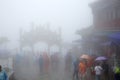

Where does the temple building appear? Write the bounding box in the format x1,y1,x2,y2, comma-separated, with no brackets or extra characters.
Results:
77,0,120,65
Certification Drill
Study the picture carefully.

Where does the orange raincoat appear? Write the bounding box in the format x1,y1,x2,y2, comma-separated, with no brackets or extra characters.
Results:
79,62,87,75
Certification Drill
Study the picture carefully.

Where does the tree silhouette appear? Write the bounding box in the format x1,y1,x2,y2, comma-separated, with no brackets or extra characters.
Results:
0,37,9,45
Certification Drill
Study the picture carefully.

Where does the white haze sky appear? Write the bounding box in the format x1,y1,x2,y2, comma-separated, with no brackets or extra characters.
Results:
0,0,96,50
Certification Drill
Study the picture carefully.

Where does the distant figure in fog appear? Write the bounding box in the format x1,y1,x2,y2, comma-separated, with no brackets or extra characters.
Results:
0,65,8,80
43,52,50,74
94,63,102,80
102,61,109,80
51,53,59,72
73,58,79,80
65,52,72,72
39,54,44,74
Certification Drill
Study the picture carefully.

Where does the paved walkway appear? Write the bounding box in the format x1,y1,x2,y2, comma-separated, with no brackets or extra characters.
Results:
14,56,72,80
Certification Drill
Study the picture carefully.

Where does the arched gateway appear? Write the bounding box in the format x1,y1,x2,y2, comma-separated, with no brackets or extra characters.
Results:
19,25,62,54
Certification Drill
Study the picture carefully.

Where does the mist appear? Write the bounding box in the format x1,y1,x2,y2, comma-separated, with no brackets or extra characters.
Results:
0,0,96,80
0,0,95,49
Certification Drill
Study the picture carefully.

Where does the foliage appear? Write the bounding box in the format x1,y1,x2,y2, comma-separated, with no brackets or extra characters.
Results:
0,37,9,45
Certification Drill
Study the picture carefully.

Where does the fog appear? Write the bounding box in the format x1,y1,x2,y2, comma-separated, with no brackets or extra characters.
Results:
0,0,96,80
0,0,95,49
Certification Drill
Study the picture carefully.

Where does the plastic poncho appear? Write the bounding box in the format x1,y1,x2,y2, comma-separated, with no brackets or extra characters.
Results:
0,70,8,80
115,66,120,74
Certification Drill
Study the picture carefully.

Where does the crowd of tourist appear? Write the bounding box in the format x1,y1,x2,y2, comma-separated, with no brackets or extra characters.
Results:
65,52,120,80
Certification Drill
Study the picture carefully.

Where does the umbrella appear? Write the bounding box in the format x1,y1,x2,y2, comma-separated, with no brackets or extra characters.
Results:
80,54,91,60
80,54,94,67
95,56,107,61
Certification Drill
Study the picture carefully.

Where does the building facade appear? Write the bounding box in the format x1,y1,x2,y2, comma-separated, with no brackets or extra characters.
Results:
90,0,120,29
77,0,120,65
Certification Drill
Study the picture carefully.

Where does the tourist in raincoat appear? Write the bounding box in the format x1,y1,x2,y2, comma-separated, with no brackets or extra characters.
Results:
73,58,79,80
0,65,8,80
79,60,87,80
114,65,120,80
94,63,103,80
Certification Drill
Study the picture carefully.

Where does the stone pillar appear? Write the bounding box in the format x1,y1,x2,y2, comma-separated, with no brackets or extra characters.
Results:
48,44,51,54
19,28,23,51
59,27,62,54
31,45,34,54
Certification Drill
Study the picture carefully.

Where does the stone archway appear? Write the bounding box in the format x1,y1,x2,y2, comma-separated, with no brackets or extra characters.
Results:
19,25,62,54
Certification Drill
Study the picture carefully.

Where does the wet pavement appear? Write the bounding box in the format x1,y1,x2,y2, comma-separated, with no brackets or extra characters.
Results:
13,56,71,80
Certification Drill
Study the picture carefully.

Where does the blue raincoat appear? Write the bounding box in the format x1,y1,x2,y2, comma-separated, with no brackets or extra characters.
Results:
0,70,8,80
